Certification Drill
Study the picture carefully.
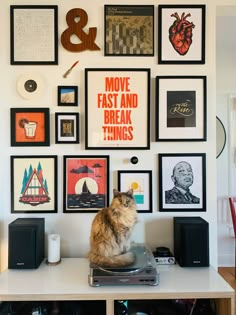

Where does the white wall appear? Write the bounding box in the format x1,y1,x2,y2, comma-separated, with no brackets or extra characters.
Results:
0,0,218,271
216,4,236,266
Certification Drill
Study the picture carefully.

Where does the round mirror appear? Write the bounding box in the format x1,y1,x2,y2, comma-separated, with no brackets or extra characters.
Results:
216,116,226,158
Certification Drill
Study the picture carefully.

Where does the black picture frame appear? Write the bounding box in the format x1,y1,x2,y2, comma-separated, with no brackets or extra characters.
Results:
158,153,206,212
85,68,150,150
58,86,78,106
118,170,152,213
104,5,154,56
11,155,58,213
158,5,205,64
10,108,50,147
55,112,79,144
156,76,207,141
10,5,58,65
63,155,110,213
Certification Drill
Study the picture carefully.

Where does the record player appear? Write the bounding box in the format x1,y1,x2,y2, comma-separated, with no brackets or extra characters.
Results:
88,243,159,287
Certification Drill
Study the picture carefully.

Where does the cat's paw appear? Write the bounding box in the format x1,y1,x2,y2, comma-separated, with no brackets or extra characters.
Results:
123,244,130,253
123,251,136,265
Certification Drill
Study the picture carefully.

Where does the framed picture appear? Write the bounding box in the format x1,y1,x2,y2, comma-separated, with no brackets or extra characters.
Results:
156,76,207,141
55,112,79,144
118,170,152,213
11,155,58,213
58,86,78,106
158,153,206,212
85,68,150,149
10,108,50,146
104,5,154,56
158,5,205,64
10,5,58,65
63,155,109,213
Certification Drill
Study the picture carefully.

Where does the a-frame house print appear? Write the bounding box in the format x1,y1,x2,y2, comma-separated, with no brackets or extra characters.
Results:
19,163,50,206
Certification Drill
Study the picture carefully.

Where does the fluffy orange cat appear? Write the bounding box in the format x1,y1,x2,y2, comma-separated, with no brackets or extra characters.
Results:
87,189,138,267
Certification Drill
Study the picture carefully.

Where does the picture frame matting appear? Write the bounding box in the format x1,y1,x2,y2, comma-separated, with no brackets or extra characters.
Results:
156,76,207,141
55,112,79,144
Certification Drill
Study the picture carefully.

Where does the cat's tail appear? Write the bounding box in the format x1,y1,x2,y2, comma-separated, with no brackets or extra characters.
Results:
88,251,135,268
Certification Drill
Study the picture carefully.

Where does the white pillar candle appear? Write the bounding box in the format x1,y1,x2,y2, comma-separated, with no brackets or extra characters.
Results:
48,234,60,263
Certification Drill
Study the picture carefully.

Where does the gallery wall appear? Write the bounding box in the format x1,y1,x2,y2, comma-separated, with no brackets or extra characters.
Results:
0,0,218,272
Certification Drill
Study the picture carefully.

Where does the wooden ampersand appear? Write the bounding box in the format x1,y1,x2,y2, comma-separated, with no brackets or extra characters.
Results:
61,8,100,52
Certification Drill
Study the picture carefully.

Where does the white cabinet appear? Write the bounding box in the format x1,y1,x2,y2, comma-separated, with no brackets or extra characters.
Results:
0,258,234,315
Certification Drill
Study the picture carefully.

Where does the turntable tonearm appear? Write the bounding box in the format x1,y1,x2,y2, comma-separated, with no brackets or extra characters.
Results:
88,243,159,286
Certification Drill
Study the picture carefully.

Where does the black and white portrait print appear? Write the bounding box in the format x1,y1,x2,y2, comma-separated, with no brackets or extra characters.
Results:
165,160,200,204
159,154,206,212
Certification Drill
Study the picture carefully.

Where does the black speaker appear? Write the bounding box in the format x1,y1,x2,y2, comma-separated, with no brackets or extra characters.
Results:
8,218,45,269
174,216,209,267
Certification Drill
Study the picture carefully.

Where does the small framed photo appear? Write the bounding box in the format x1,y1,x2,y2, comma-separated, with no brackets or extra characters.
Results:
104,5,154,56
156,76,207,141
158,153,206,212
11,155,58,213
58,86,78,106
55,112,79,144
85,68,150,149
158,5,205,64
63,155,109,213
10,108,50,146
10,5,58,65
118,170,152,213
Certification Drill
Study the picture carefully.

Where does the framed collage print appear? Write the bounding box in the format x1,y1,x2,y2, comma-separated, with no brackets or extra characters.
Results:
63,155,109,213
85,68,150,150
11,155,58,213
104,5,154,56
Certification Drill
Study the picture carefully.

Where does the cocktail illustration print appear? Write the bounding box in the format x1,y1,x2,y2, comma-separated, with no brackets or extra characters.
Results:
19,118,37,138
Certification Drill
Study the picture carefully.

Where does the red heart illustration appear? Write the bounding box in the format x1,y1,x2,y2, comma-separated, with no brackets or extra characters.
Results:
169,12,195,56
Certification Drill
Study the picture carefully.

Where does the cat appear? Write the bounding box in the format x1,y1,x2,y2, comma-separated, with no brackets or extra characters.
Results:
87,188,138,268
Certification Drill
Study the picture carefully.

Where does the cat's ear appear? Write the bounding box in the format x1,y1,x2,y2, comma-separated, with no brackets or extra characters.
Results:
113,189,120,197
127,188,134,196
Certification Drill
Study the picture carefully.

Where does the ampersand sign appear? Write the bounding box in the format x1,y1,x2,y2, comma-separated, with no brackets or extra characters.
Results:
61,8,100,52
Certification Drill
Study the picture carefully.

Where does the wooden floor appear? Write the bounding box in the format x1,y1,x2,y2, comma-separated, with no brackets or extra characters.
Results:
218,267,236,290
218,267,236,314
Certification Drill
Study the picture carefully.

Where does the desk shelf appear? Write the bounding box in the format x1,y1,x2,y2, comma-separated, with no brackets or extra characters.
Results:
0,258,234,315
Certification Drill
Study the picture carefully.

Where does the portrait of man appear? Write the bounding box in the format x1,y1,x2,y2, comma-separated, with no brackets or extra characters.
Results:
165,161,200,204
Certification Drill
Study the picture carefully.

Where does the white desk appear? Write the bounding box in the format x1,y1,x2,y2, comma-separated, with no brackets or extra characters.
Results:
0,258,234,315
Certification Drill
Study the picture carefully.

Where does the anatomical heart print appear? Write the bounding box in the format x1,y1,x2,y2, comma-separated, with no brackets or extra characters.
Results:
158,5,205,64
169,12,194,56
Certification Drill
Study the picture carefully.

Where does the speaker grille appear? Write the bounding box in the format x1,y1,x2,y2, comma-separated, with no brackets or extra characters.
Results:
174,217,209,267
9,227,36,268
8,218,45,269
